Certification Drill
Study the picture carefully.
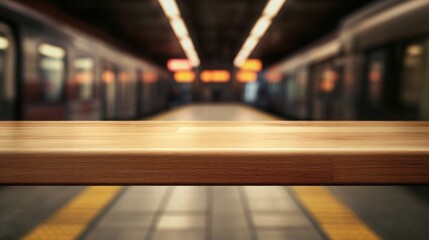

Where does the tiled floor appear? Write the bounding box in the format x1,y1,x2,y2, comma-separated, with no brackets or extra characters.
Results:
2,185,429,239
83,186,324,240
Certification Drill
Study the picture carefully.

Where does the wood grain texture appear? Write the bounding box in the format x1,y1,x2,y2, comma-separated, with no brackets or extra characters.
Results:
0,121,428,184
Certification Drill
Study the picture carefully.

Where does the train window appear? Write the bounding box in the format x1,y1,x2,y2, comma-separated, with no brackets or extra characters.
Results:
73,57,95,100
401,42,426,108
0,34,10,95
38,43,66,103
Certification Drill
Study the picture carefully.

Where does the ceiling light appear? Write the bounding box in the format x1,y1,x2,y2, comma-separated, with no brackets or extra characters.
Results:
263,0,286,17
158,0,180,18
158,0,200,67
250,16,272,38
171,18,188,38
243,37,259,52
233,0,287,67
180,37,193,50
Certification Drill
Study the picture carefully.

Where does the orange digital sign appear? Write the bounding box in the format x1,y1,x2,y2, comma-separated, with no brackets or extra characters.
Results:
200,70,230,83
167,59,192,71
241,59,263,71
236,71,257,83
174,71,195,83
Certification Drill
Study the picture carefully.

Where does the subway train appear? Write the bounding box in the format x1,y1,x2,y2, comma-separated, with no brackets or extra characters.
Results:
256,0,429,120
0,1,173,120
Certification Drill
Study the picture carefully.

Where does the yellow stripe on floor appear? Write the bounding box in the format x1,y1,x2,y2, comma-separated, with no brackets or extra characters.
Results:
292,186,380,240
23,186,122,240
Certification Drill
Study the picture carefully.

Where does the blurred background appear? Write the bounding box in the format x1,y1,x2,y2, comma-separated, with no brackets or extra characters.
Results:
1,0,429,239
0,0,428,121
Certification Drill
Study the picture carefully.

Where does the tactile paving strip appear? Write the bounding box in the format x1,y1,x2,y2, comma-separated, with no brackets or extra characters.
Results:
22,186,122,240
292,186,380,240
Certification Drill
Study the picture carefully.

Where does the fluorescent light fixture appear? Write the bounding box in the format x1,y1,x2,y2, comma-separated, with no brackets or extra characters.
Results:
39,43,66,59
234,38,259,66
263,0,286,17
243,37,259,52
158,0,180,18
0,36,9,50
250,16,272,38
189,56,200,66
234,0,287,67
180,37,193,51
158,0,200,67
171,18,189,38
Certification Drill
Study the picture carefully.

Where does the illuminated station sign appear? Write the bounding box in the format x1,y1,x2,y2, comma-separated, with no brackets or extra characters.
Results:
236,71,257,83
236,59,262,83
167,59,192,72
174,71,195,83
241,59,263,71
168,59,195,83
200,70,231,83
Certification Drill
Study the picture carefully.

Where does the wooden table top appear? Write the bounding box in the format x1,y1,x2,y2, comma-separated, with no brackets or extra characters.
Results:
1,121,428,184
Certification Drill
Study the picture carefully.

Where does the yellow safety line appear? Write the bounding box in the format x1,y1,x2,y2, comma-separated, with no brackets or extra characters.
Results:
292,186,381,240
22,186,122,240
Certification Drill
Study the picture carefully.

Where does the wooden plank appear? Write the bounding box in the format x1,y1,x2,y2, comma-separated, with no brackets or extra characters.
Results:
0,121,428,184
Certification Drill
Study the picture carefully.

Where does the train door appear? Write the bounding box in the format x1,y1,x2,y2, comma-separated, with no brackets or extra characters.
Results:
283,73,296,117
0,22,16,120
136,69,144,117
118,69,137,119
362,49,387,119
296,68,310,119
101,64,118,120
283,69,310,119
117,70,127,119
311,61,341,120
362,42,406,120
268,80,282,114
35,43,67,120
142,71,158,115
362,39,428,120
400,40,428,119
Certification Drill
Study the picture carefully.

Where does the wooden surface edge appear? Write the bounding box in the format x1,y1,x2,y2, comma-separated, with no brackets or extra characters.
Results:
1,151,428,184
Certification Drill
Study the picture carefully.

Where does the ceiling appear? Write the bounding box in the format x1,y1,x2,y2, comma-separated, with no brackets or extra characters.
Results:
16,0,375,69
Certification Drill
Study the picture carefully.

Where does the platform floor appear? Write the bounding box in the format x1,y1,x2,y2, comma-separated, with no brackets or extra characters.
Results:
149,103,280,121
1,104,429,240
